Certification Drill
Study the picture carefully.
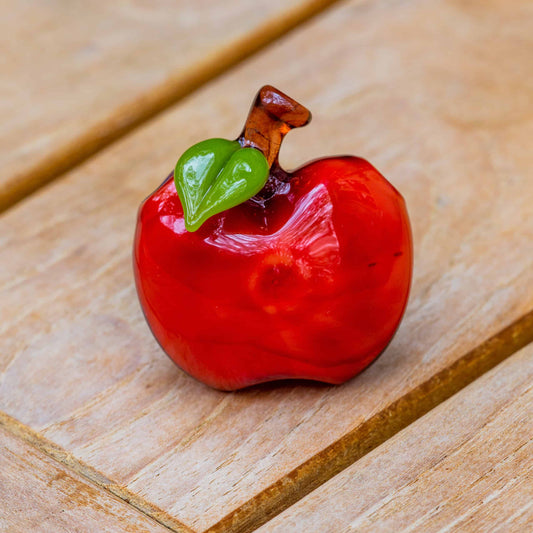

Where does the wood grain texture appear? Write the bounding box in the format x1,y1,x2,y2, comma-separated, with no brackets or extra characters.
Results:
0,411,194,533
258,343,533,533
0,0,341,212
1,0,533,531
0,425,171,533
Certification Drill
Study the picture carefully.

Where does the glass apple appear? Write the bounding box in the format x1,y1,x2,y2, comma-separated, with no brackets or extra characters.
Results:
134,86,412,391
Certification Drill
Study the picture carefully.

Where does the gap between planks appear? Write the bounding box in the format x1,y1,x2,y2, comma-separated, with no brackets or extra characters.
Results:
1,310,533,533
207,309,533,533
0,410,193,533
0,0,346,214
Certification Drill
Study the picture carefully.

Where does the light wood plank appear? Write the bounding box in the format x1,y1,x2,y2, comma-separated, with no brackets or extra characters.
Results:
258,343,533,533
1,0,533,531
0,424,172,533
0,0,337,211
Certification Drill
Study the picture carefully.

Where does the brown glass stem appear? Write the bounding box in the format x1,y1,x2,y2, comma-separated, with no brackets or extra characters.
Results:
238,85,311,169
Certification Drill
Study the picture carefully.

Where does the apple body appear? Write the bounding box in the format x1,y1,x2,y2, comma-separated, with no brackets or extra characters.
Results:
134,156,412,390
134,157,412,390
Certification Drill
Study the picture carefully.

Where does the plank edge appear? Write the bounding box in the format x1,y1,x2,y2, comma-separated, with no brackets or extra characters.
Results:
0,410,195,533
0,0,346,213
206,309,533,533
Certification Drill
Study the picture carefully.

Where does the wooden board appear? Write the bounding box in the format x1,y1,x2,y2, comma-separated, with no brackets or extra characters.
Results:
0,425,170,533
258,343,533,532
0,0,338,211
1,0,533,531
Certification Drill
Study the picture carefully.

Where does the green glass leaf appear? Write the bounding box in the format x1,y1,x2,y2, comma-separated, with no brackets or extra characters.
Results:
174,138,269,231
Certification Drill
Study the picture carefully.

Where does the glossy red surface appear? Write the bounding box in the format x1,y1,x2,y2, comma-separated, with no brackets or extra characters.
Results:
134,157,412,390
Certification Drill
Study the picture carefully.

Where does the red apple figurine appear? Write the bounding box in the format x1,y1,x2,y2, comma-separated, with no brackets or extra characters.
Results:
134,86,412,390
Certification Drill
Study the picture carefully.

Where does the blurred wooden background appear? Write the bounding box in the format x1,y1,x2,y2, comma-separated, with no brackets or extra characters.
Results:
0,0,532,531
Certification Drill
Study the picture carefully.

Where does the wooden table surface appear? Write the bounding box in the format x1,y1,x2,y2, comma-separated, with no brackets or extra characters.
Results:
1,0,532,532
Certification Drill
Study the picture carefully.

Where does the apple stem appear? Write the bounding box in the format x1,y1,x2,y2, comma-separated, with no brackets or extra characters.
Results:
238,86,311,170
